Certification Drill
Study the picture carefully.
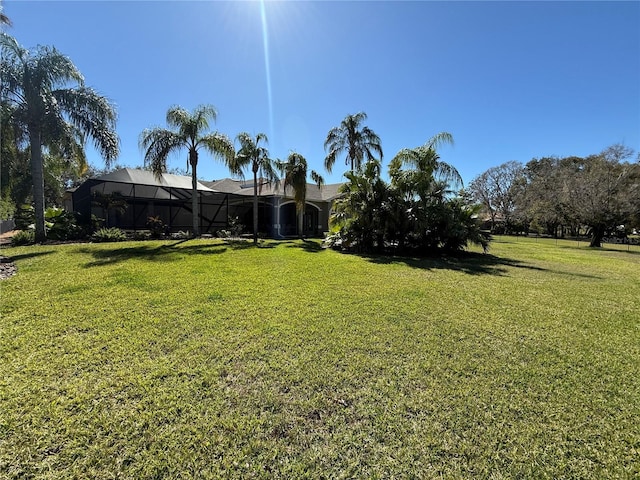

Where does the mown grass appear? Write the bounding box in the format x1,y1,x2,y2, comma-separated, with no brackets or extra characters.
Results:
0,237,638,479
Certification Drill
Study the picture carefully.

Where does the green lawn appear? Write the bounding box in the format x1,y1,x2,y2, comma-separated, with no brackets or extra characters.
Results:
1,237,638,479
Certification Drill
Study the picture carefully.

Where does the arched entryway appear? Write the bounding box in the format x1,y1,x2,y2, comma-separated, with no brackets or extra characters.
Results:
278,202,321,237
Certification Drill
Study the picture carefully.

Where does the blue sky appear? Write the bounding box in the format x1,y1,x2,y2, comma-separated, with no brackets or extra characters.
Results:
6,0,640,185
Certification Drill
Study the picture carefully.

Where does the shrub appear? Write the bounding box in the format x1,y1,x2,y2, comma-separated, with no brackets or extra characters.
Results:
171,230,190,240
92,227,127,243
228,216,244,237
45,207,86,240
131,231,150,241
0,195,15,220
146,216,165,239
14,205,34,231
11,230,35,246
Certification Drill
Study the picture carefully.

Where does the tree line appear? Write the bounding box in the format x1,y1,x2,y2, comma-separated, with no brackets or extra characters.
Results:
468,145,640,247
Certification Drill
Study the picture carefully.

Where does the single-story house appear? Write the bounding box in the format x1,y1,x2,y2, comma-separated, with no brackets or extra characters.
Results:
67,168,343,237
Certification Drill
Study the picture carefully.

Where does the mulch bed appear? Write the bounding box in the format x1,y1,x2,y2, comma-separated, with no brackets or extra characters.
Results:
0,256,17,280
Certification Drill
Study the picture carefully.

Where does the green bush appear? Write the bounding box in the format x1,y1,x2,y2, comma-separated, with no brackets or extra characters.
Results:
131,231,150,241
45,207,86,240
0,195,15,220
10,230,35,246
92,227,127,243
14,205,35,230
146,216,165,239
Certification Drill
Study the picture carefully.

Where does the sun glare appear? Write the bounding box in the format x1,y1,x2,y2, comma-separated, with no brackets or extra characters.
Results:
259,0,274,141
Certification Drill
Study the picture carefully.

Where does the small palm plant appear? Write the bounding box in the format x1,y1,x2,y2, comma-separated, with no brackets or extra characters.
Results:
278,152,324,238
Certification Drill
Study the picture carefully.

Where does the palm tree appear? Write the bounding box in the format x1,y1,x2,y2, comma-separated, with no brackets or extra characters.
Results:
139,105,234,237
0,33,119,242
232,132,279,243
324,112,383,174
389,132,462,202
278,152,324,237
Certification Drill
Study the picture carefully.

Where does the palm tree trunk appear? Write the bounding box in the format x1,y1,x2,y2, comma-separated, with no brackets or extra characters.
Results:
29,129,46,242
191,164,199,237
297,204,304,238
253,172,258,244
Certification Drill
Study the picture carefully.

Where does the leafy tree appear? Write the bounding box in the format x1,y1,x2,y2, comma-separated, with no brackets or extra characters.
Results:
518,157,563,236
563,146,639,247
277,152,324,238
140,105,234,237
324,112,383,174
232,132,279,243
468,161,524,234
1,33,119,241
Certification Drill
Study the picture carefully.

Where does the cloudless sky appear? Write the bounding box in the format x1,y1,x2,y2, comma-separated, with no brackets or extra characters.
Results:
5,0,640,185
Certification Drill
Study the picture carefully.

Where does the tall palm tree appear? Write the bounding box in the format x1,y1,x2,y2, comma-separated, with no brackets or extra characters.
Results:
389,132,462,202
139,105,234,237
324,112,383,174
278,152,324,237
232,132,279,243
0,33,119,242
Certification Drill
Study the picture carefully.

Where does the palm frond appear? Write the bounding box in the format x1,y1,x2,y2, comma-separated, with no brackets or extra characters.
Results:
201,132,235,168
32,45,84,89
139,127,184,177
165,106,190,130
310,170,324,188
424,131,454,151
324,112,382,173
53,87,119,164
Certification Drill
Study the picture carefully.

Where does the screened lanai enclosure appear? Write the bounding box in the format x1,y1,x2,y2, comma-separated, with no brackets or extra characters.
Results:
69,168,342,237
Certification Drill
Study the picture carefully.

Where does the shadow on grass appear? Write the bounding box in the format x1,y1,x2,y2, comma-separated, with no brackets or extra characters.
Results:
285,239,324,253
596,246,640,256
80,241,228,267
362,251,602,278
222,239,279,249
228,238,323,252
4,251,55,262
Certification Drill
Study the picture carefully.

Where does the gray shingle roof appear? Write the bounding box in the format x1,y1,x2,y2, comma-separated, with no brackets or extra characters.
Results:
202,178,344,202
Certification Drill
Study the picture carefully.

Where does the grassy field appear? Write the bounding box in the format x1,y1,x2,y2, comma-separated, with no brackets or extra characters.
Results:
0,237,638,478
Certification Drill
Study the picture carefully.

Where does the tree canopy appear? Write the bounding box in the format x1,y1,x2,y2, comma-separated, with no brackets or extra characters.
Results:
324,112,383,174
469,144,640,247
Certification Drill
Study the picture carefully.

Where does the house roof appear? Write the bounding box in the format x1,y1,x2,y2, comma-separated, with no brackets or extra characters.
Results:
94,168,214,192
202,178,344,202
